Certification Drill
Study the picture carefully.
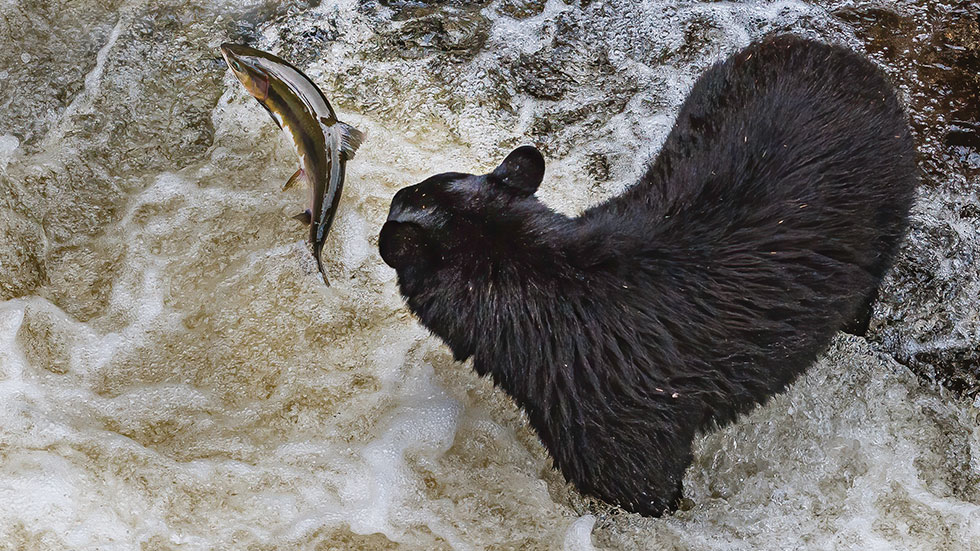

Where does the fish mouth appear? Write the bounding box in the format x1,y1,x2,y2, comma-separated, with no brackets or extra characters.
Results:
220,43,243,75
220,43,270,101
219,43,239,66
220,42,257,59
220,42,271,65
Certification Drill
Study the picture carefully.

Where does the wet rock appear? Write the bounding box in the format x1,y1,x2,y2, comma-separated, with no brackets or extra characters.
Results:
0,1,123,153
496,0,547,20
512,51,578,100
0,212,46,300
370,6,491,60
42,243,122,323
376,0,493,22
907,346,980,399
835,0,980,399
0,1,977,549
835,0,980,181
584,153,610,182
530,94,633,157
946,121,980,150
229,1,319,45
16,306,74,375
90,4,228,177
673,14,725,63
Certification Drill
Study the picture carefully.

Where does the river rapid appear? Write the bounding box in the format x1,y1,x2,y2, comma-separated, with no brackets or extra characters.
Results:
1,1,979,549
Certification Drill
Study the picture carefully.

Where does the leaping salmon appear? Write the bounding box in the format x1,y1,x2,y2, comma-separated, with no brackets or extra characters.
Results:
220,43,364,285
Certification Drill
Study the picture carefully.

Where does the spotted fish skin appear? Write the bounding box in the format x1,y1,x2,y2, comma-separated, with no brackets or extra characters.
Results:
221,42,364,285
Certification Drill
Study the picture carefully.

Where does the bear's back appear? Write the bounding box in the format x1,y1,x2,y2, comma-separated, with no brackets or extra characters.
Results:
585,35,915,281
565,35,916,425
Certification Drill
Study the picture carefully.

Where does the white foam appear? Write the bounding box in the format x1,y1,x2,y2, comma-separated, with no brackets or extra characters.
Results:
563,515,598,551
0,301,27,389
0,452,136,549
347,363,465,544
2,1,978,550
0,133,19,171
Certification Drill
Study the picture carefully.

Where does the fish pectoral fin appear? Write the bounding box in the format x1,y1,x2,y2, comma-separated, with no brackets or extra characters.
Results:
283,168,306,191
322,118,365,161
291,210,312,225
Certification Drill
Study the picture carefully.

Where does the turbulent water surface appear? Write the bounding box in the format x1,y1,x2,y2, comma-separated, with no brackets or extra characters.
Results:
1,0,979,549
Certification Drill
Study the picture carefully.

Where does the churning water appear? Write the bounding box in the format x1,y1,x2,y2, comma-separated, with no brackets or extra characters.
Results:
1,0,978,549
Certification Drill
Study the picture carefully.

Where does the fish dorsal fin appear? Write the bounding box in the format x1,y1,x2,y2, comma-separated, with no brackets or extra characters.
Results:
321,118,365,161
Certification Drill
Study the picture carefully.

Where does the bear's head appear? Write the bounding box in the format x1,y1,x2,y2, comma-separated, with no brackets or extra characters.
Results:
379,145,564,360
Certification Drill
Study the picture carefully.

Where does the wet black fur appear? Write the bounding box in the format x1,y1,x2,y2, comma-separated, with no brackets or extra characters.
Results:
379,35,916,516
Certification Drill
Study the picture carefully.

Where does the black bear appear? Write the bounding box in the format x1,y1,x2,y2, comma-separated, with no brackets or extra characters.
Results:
378,35,916,516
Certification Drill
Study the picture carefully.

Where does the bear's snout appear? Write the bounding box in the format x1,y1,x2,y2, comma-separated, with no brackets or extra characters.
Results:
379,220,430,270
380,184,435,270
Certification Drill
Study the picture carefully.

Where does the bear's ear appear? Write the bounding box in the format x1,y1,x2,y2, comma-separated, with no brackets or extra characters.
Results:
490,145,545,196
379,220,433,270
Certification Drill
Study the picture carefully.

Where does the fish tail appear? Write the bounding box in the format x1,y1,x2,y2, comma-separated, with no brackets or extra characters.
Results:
336,122,365,161
314,242,330,286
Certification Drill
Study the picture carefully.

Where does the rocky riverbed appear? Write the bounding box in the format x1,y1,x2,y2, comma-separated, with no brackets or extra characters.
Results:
1,1,978,549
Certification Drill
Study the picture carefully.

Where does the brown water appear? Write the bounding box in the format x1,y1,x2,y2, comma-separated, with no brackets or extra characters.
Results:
1,1,978,549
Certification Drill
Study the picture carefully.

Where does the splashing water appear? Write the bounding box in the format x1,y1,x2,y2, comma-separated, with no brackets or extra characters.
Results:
1,1,978,549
